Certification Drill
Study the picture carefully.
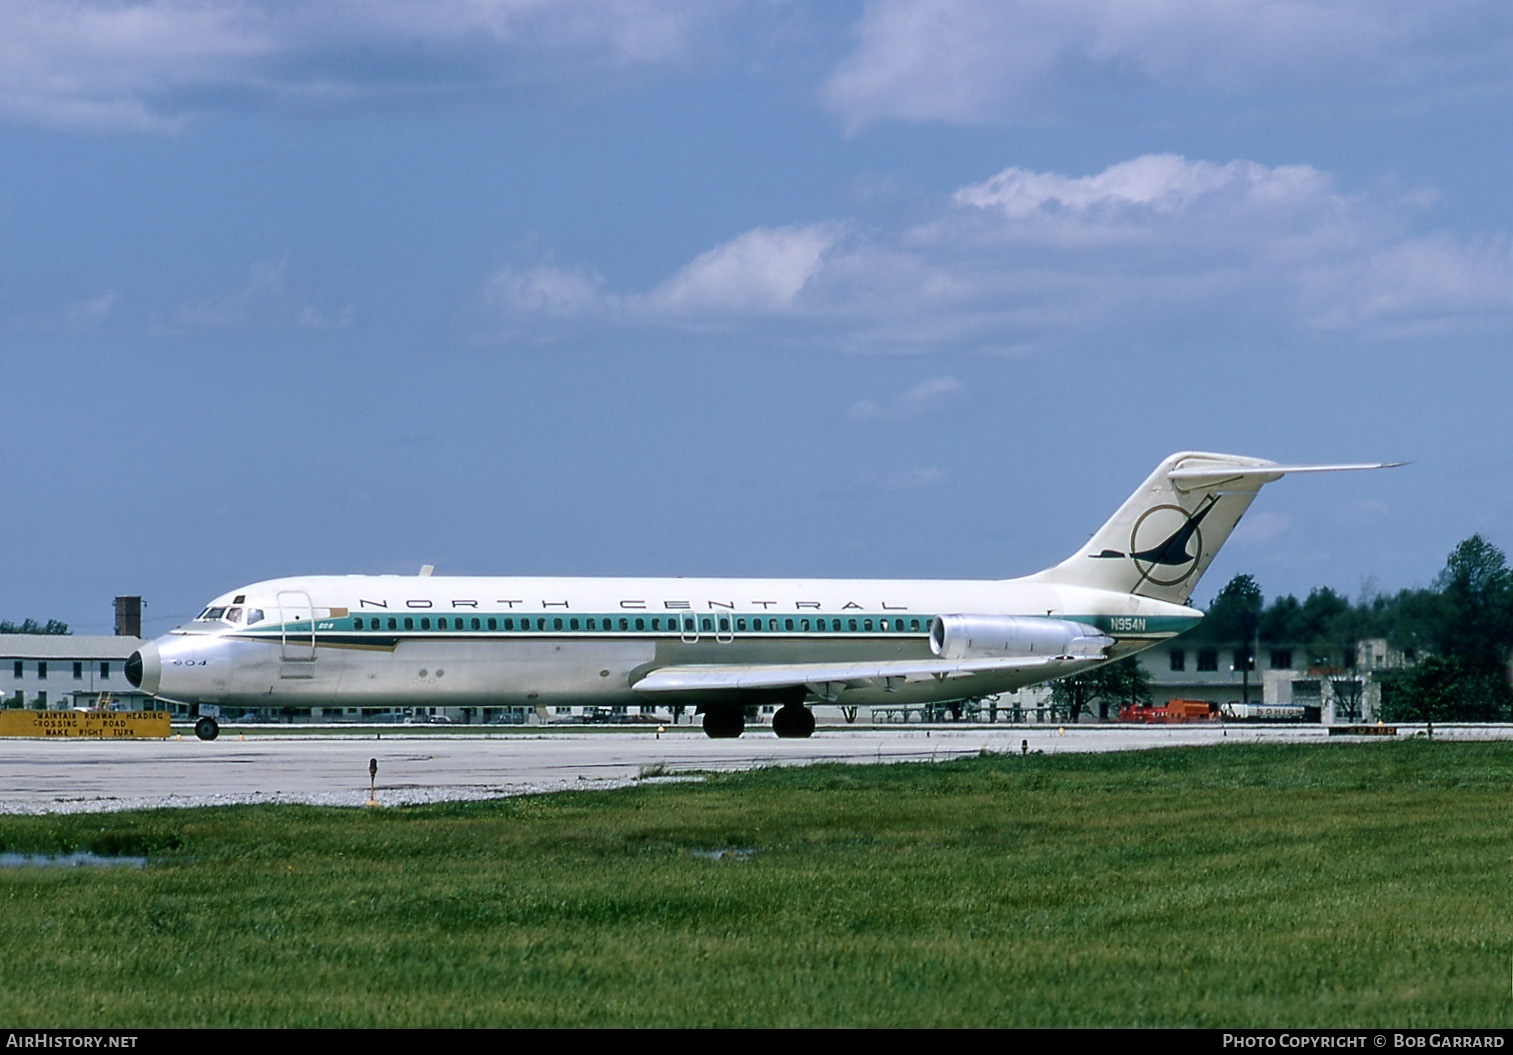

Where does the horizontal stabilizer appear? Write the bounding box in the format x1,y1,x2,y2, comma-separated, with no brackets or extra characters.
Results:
1168,461,1404,493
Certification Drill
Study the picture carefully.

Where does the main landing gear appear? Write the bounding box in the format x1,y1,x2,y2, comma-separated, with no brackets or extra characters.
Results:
701,707,745,738
700,704,816,739
194,716,220,741
771,703,816,739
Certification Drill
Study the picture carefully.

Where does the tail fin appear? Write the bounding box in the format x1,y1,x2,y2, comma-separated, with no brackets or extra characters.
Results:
1032,451,1399,605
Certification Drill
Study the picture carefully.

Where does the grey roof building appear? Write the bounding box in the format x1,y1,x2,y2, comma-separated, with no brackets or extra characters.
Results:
1,635,151,710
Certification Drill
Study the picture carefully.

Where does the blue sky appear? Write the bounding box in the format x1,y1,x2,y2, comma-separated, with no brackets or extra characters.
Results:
4,0,1512,635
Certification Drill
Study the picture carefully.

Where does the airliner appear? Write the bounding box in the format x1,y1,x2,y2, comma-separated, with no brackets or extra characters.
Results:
126,452,1395,740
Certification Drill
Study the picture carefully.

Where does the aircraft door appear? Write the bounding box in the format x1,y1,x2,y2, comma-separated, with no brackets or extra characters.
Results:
680,612,735,644
276,590,317,671
713,610,734,644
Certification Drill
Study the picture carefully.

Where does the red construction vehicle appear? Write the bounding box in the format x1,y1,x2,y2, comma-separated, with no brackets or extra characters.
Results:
1118,698,1218,724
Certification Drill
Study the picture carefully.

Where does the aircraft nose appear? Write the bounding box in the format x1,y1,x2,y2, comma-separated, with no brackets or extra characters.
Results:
125,642,160,695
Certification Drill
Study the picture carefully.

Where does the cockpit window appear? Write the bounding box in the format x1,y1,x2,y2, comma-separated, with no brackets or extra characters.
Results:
198,607,228,622
225,607,244,624
247,608,265,624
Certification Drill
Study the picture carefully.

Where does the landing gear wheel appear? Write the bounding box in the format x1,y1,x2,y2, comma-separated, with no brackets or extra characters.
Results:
194,716,220,741
772,704,816,739
701,707,745,739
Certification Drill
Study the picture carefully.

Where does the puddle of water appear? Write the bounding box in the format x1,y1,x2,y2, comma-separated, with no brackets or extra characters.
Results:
688,847,755,861
0,852,147,869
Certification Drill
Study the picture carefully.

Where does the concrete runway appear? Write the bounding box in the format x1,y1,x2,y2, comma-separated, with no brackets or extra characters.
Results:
0,722,1479,814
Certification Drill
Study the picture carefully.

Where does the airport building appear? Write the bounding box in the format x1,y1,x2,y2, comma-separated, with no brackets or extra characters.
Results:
0,597,153,711
880,635,1406,726
1,636,152,711
1143,638,1395,723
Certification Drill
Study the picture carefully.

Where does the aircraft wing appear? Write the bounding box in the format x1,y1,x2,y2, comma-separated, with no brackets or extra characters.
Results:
631,654,1070,700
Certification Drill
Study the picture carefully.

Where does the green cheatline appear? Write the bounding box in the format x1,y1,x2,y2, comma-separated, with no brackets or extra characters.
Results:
0,740,1508,1028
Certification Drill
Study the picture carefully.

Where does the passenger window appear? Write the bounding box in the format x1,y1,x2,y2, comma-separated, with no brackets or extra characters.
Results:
354,617,364,630
472,617,481,630
404,617,414,630
387,617,397,630
487,618,497,630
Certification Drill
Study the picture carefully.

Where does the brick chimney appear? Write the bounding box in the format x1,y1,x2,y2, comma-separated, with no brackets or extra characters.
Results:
114,596,142,638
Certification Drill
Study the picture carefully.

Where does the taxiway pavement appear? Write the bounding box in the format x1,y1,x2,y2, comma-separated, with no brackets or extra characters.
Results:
0,722,1468,814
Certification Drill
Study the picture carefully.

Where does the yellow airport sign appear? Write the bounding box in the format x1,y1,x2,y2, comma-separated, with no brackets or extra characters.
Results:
0,710,172,739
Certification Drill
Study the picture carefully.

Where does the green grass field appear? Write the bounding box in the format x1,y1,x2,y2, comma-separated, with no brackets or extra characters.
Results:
0,740,1508,1027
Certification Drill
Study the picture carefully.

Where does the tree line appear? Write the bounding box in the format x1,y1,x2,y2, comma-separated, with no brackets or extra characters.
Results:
0,618,70,635
1116,533,1513,722
1046,534,1513,723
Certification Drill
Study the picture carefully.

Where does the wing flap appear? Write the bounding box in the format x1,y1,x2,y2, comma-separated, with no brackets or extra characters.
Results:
631,655,1067,695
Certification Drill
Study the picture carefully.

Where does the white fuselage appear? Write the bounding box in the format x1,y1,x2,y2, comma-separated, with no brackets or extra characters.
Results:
130,572,1199,711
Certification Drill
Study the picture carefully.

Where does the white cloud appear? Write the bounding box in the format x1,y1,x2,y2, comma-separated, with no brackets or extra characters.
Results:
476,225,840,340
477,154,1513,352
1301,233,1513,339
823,0,1513,128
485,264,608,317
1328,499,1391,531
856,467,949,490
63,290,120,331
640,225,839,317
155,259,287,333
1231,511,1294,546
953,155,1329,221
848,377,963,421
0,0,729,131
297,304,357,331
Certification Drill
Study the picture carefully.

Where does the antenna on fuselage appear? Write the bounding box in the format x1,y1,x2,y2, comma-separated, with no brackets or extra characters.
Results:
419,564,434,577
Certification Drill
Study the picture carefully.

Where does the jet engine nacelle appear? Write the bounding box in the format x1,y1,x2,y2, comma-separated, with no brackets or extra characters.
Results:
929,614,1113,661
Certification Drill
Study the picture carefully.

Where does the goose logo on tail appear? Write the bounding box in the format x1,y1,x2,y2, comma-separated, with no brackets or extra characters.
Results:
1091,495,1219,587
